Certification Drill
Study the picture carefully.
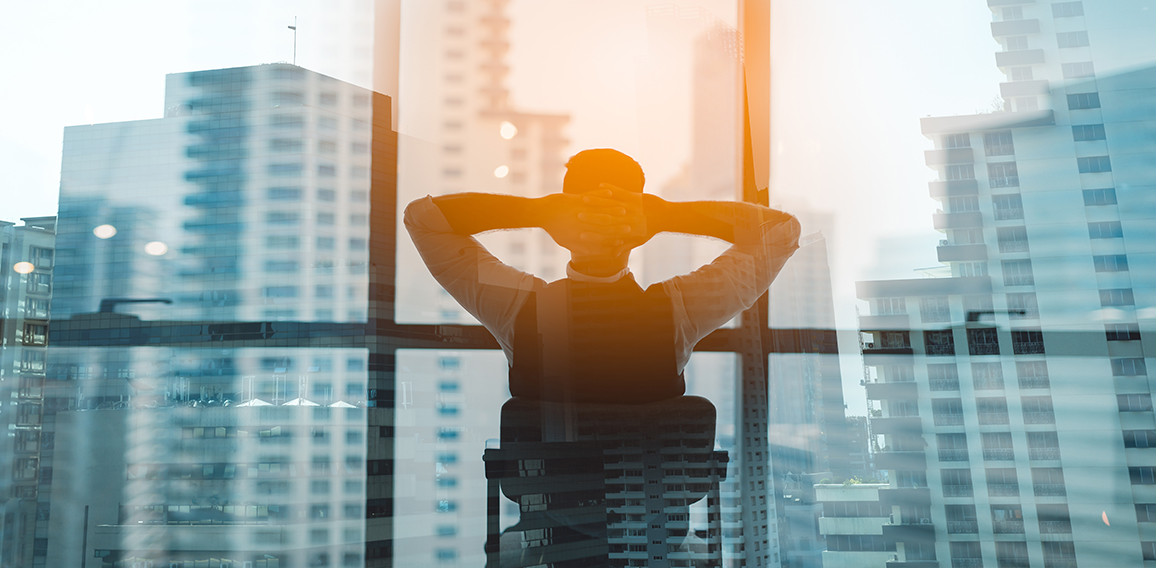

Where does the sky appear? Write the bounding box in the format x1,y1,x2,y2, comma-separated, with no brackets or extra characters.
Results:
1,0,1006,414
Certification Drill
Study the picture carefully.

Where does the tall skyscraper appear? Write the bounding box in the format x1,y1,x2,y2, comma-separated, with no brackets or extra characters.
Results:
39,63,396,568
852,1,1156,566
0,216,54,568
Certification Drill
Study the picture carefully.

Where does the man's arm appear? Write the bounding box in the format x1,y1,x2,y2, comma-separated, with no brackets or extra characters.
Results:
432,192,633,258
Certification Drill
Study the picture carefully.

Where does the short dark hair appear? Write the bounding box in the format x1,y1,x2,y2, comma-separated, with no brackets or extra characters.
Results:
562,149,645,194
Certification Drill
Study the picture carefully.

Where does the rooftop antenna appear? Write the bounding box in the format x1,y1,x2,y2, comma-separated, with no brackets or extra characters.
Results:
288,17,297,65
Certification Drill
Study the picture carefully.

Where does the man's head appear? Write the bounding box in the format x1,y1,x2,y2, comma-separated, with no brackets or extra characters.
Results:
563,149,645,195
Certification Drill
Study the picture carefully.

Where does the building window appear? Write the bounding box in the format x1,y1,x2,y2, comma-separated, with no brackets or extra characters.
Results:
1083,187,1116,205
1010,66,1033,81
1068,92,1101,110
1133,467,1156,485
982,432,1014,461
1107,324,1141,341
920,297,950,323
968,327,1001,355
992,194,1023,220
945,164,975,180
266,211,300,225
1022,396,1055,424
1011,329,1044,354
937,433,968,461
1138,505,1156,522
923,330,955,356
932,399,964,426
987,471,1020,498
1005,36,1029,51
941,469,973,496
268,162,304,176
1078,155,1112,173
951,541,982,561
973,362,1005,390
1112,358,1147,377
1073,124,1106,141
1001,6,1023,20
1124,430,1156,448
943,133,970,148
1099,288,1135,306
984,131,1014,156
1052,1,1084,17
1120,394,1153,412
1056,31,1090,48
1094,254,1129,272
996,226,1029,253
1062,61,1096,78
1088,221,1123,238
1016,361,1050,389
988,162,1019,188
958,262,987,277
267,186,302,201
1028,432,1061,461
1089,219,1130,241
1006,292,1039,319
948,195,979,212
928,364,960,391
977,398,1010,425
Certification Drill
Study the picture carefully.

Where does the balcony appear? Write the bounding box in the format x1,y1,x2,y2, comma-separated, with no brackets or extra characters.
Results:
934,413,964,426
1023,411,1055,424
994,207,1025,221
925,147,975,165
1013,341,1045,355
951,559,983,568
1000,79,1049,98
998,240,1029,253
925,343,957,356
970,343,1000,357
930,379,960,391
988,484,1020,497
1029,448,1061,461
942,484,973,498
1043,559,1077,568
948,520,979,534
933,211,983,230
995,49,1045,68
989,175,1020,189
1034,484,1066,497
984,448,1015,461
974,378,1005,390
978,413,1009,425
938,244,988,262
992,519,1025,533
1039,520,1072,533
939,449,969,461
929,178,979,197
1019,377,1050,389
991,18,1040,36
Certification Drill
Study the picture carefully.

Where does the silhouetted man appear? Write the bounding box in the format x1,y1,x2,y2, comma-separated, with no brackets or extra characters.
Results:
405,148,799,404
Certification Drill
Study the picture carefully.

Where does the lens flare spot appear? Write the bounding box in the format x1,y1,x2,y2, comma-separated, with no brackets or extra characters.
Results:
144,241,169,256
93,224,117,239
499,121,518,139
1102,511,1110,526
494,165,510,178
12,262,34,274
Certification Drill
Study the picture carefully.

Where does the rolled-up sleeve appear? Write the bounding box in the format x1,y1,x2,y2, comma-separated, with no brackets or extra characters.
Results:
403,196,543,360
662,215,801,368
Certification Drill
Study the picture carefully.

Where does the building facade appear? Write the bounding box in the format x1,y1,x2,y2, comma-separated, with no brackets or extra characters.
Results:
0,217,54,568
855,1,1156,566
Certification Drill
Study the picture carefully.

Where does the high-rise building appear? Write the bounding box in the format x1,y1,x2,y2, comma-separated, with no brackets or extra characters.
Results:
854,1,1156,566
0,216,55,568
39,63,396,568
389,0,572,565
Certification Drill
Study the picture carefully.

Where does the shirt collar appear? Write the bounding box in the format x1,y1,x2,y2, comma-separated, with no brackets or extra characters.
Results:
566,261,631,284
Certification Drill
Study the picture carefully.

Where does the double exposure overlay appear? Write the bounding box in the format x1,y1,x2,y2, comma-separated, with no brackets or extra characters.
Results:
2,1,1156,567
